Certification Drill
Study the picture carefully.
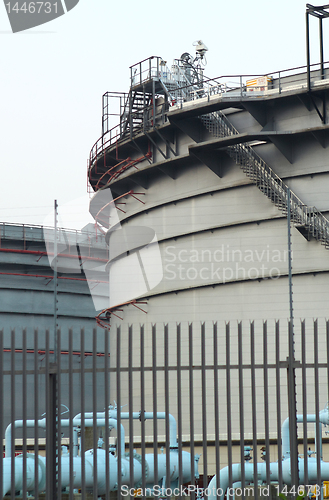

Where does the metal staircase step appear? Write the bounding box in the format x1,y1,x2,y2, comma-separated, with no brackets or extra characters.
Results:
200,110,329,248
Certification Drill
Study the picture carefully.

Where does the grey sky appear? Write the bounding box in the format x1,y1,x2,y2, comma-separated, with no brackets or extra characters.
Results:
0,0,325,227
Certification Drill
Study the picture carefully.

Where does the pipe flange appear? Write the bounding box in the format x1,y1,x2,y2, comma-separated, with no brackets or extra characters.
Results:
124,451,149,488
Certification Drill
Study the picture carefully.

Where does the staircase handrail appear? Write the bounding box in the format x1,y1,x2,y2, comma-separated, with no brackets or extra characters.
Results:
201,109,329,245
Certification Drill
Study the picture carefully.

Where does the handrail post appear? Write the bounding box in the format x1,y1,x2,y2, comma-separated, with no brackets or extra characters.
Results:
306,9,311,92
320,17,324,80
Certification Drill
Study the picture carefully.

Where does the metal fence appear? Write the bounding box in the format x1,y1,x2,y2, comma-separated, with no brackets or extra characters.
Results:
1,320,329,499
88,59,329,169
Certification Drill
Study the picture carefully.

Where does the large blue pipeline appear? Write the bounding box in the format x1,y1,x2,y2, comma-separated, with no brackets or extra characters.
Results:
207,405,329,500
3,411,199,496
5,406,329,497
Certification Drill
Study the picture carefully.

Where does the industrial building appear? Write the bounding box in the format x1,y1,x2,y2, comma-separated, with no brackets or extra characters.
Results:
0,222,107,342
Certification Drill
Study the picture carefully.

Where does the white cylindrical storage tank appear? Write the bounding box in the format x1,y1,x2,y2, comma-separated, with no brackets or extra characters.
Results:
87,59,329,474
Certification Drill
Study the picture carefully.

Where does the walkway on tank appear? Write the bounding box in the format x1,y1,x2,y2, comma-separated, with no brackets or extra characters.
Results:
87,56,329,329
88,59,329,177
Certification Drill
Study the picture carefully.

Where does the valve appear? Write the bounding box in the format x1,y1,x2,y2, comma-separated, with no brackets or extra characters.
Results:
260,446,266,461
244,446,252,461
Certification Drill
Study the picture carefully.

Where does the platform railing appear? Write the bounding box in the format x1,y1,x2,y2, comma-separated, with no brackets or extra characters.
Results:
88,60,329,184
0,222,107,251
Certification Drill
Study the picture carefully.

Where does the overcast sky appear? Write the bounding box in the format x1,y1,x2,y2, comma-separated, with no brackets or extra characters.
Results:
0,0,325,228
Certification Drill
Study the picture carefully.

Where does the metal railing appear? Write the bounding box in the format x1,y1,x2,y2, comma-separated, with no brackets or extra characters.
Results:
2,320,329,498
88,59,329,179
102,91,128,137
127,57,329,104
169,60,329,106
0,222,107,250
129,56,172,88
